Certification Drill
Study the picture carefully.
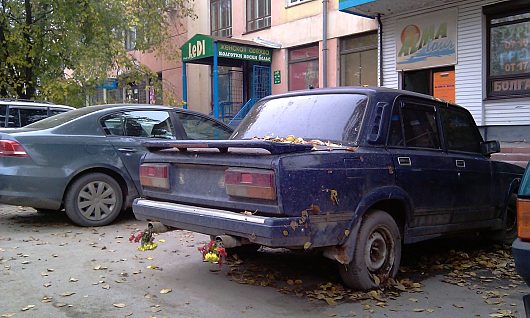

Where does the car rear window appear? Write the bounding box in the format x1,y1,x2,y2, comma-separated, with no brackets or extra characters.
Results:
25,106,97,129
231,93,368,145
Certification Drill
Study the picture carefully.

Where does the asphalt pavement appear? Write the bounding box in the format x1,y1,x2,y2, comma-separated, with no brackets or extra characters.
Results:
0,204,528,318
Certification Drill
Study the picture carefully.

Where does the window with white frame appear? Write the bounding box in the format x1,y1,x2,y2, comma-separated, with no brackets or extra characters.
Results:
246,0,271,32
211,0,232,37
287,0,312,6
125,27,137,51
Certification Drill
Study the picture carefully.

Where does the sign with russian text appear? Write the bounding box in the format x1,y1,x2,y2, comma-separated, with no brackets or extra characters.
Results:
491,77,530,95
181,34,272,64
490,21,530,77
217,43,272,63
273,70,281,84
395,9,457,70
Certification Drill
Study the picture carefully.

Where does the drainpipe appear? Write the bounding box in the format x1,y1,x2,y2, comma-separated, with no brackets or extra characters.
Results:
182,62,188,109
322,0,328,88
377,14,383,87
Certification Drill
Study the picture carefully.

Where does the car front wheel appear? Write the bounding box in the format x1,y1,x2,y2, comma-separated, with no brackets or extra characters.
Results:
338,209,401,290
64,173,123,227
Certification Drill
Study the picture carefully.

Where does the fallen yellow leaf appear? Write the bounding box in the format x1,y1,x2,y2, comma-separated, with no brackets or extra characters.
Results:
324,297,336,306
21,305,35,311
113,303,126,308
160,288,172,294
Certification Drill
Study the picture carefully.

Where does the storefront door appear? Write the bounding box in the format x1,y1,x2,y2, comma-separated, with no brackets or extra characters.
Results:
403,66,455,103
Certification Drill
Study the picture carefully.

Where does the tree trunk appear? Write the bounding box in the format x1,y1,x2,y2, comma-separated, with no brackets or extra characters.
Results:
21,0,36,99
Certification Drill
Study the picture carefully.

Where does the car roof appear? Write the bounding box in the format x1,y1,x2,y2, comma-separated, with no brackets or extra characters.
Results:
0,99,75,109
21,103,232,132
261,86,465,110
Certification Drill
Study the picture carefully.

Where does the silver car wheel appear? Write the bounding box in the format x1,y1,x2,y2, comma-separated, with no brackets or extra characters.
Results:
77,181,117,221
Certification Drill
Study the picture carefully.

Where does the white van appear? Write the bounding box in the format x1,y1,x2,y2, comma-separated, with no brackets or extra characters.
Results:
0,99,75,128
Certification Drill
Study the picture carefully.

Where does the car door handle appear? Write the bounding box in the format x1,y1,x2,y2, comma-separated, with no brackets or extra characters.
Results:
397,157,411,166
455,160,465,168
118,148,137,154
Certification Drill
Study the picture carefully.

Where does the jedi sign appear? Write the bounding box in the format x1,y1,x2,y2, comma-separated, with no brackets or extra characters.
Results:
181,34,272,63
181,34,214,62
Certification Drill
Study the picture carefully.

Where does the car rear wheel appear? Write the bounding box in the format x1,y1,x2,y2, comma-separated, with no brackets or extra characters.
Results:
338,209,401,290
64,173,123,227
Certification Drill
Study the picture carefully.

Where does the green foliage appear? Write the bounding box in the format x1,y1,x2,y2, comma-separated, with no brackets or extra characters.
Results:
0,0,195,104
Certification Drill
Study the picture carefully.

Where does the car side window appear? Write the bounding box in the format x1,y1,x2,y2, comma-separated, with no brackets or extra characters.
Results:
388,104,404,147
101,110,176,139
389,102,440,149
175,112,232,140
7,107,20,127
440,108,482,153
19,108,48,126
0,105,6,127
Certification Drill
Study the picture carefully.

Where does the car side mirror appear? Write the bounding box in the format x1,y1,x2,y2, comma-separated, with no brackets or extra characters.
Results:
481,140,500,156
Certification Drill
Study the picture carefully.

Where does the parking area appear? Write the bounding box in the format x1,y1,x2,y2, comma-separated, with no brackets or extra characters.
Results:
0,204,528,318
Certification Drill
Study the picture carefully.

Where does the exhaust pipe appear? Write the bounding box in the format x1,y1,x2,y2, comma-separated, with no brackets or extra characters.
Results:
215,235,242,248
148,222,172,234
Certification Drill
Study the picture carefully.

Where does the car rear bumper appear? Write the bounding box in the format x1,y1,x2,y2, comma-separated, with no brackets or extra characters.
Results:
133,199,332,248
512,238,530,286
0,171,64,210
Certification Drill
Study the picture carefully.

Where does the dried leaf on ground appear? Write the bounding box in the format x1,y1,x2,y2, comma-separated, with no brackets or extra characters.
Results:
160,288,172,294
113,303,126,308
20,305,35,311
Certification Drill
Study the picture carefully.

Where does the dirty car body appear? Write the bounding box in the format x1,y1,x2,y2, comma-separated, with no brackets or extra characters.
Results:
133,87,523,289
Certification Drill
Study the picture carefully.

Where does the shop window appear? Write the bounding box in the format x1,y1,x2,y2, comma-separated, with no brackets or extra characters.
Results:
288,44,319,91
340,33,377,87
485,3,530,98
402,66,455,103
211,0,232,37
246,0,270,32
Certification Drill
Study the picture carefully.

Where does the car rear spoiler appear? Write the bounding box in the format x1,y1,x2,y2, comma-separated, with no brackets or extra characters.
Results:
142,139,314,155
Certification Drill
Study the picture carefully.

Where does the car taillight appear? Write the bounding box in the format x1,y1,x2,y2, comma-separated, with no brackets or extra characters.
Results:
0,140,28,157
517,198,530,240
140,164,169,190
224,168,276,200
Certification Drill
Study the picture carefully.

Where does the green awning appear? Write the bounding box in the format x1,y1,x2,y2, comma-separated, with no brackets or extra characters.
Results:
181,34,272,66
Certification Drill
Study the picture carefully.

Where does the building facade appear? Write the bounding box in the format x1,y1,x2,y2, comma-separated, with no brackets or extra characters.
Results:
115,0,378,119
340,0,530,141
